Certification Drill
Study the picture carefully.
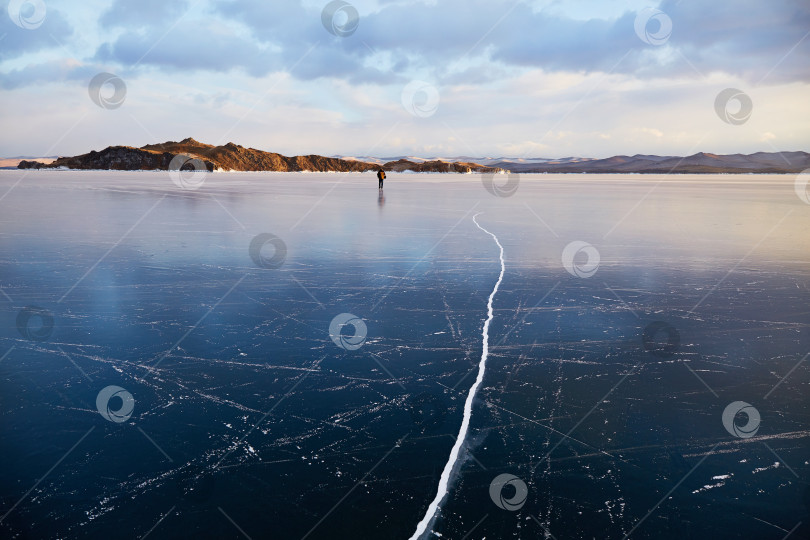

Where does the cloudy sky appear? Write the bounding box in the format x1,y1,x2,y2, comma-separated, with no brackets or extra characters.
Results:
1,0,808,158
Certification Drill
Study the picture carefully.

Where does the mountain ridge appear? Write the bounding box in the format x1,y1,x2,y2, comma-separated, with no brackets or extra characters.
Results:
14,139,809,174
17,138,505,174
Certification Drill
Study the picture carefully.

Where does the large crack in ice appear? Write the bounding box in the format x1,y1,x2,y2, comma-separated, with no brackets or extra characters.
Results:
409,213,505,539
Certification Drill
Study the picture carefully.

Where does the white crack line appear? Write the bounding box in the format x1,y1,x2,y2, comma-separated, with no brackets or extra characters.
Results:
409,213,505,539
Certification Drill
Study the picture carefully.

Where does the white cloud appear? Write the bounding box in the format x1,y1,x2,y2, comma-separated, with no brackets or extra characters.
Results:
640,128,664,138
1,0,808,157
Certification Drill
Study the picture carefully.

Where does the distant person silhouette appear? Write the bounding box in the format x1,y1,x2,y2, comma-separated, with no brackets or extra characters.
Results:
377,168,386,190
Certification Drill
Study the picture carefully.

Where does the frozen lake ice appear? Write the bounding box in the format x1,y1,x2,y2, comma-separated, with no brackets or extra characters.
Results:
0,170,808,539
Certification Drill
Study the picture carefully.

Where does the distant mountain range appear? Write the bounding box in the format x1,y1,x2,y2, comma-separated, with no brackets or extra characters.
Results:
346,151,810,173
492,152,810,173
13,139,809,174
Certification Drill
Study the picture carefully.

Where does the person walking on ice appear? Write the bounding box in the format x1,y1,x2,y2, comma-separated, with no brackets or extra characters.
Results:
377,168,386,190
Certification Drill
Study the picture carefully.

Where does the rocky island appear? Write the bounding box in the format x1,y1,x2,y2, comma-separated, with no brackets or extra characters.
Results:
18,138,506,174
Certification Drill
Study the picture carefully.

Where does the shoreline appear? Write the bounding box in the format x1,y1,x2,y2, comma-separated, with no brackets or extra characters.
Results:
0,168,800,176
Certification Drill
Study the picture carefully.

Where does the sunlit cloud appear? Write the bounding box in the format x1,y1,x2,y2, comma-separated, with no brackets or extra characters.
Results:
1,0,808,157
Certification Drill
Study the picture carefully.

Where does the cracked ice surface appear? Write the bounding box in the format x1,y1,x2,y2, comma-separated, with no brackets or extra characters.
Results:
0,171,808,539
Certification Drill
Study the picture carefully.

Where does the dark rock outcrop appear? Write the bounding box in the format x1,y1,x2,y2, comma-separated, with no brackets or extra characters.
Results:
19,138,380,173
17,138,502,174
18,160,46,169
382,158,504,174
37,146,215,171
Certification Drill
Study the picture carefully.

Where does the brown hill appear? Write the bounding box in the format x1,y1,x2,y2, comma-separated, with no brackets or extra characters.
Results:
21,145,211,171
18,138,503,174
384,158,503,173
19,138,380,173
